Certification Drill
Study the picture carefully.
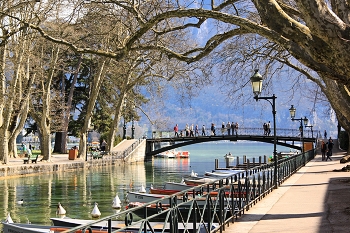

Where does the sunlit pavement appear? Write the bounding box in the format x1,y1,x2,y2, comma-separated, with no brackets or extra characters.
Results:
225,150,350,233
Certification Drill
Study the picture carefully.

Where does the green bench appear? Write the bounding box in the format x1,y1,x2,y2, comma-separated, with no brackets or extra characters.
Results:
23,154,39,164
92,151,104,159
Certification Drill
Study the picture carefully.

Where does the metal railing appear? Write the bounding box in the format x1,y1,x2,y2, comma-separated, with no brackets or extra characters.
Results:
95,139,144,160
64,149,315,233
150,127,313,139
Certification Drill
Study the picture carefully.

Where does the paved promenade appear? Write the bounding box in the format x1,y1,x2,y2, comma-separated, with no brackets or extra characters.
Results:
225,149,350,233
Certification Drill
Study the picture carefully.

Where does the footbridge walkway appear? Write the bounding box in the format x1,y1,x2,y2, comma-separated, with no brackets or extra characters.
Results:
146,127,318,157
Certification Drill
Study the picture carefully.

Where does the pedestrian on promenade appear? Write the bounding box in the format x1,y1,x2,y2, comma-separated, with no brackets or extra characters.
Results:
327,137,334,157
221,122,225,135
101,140,107,151
174,124,179,137
211,123,216,136
195,125,199,136
201,125,206,136
226,122,231,135
324,130,327,139
231,122,235,135
321,141,327,161
189,124,194,137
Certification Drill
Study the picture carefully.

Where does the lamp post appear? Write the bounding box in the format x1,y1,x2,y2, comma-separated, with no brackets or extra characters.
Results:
250,69,278,189
85,123,94,161
131,116,135,139
288,105,308,153
123,99,127,139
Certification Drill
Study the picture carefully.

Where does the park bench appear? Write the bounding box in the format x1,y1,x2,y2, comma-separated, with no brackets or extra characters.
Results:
23,154,39,164
92,151,104,159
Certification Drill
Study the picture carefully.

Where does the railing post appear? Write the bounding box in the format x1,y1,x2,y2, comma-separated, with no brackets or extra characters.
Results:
259,156,262,166
247,159,250,170
236,157,240,167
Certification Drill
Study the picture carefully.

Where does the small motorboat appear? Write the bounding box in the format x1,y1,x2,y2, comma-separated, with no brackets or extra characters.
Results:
154,150,176,158
127,191,167,203
2,221,110,233
224,152,235,159
176,151,190,158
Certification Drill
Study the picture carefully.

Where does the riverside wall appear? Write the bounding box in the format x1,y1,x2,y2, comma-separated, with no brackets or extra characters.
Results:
0,139,147,179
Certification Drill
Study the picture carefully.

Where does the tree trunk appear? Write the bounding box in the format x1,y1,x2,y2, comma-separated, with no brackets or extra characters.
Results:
0,129,9,164
8,136,18,158
54,132,67,153
40,129,51,161
77,59,107,158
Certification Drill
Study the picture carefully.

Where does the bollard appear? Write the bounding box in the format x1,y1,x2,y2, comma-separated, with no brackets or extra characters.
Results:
247,159,250,170
259,156,262,165
253,157,255,166
236,157,240,167
243,155,247,163
264,155,267,164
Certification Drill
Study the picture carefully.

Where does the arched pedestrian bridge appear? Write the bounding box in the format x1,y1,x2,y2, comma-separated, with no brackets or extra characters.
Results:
145,127,317,157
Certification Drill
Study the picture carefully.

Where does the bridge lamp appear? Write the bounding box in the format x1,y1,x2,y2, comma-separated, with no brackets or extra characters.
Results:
250,69,278,189
250,69,263,98
288,105,308,157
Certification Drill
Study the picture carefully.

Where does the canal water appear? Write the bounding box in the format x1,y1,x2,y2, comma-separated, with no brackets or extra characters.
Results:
0,141,292,227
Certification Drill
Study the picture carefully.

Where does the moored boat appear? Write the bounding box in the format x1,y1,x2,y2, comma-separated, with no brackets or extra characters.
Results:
176,151,190,158
2,222,110,233
127,191,167,203
154,150,176,158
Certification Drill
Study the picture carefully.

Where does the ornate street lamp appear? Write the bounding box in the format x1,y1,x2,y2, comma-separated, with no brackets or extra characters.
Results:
289,105,308,156
250,69,278,189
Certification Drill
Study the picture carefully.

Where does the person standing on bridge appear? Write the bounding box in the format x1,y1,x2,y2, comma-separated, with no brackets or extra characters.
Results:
324,130,327,139
174,124,179,137
221,122,225,135
235,122,239,135
211,123,216,136
226,122,231,135
202,125,206,136
195,124,199,136
189,124,195,137
267,121,271,136
231,122,235,135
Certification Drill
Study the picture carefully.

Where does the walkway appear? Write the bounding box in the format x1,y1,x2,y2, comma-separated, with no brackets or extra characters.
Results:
225,146,350,233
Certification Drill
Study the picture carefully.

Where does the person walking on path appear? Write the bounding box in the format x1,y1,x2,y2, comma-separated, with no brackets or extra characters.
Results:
201,125,206,136
174,124,179,137
321,141,327,161
324,130,327,139
226,122,231,135
326,137,334,157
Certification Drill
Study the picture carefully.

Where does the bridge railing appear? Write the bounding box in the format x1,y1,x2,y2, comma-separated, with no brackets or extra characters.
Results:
64,148,316,233
151,127,313,139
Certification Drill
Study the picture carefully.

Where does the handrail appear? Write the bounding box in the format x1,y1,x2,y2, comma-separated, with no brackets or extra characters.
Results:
64,148,316,233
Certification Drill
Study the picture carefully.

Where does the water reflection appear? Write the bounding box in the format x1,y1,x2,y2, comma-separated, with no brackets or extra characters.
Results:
0,159,190,227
